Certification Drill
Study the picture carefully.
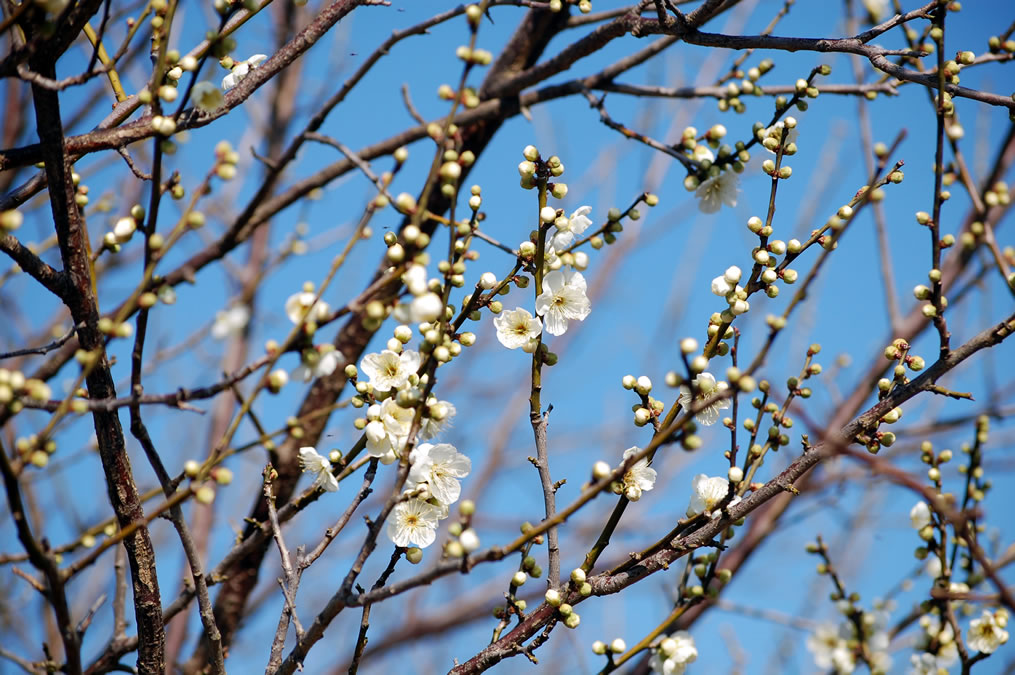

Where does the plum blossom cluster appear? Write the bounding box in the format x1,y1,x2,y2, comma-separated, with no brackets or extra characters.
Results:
222,53,267,91
648,631,697,674
710,265,750,318
677,372,730,426
610,447,657,502
806,610,892,674
388,442,472,548
685,473,740,519
676,124,742,213
284,284,346,381
910,612,958,672
967,609,1009,655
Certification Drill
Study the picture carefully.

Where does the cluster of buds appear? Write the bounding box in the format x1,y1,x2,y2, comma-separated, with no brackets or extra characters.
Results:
215,140,239,180
717,58,773,113
0,368,51,417
102,204,145,252
517,145,565,190
454,45,492,66
437,147,476,198
15,432,57,468
443,499,478,558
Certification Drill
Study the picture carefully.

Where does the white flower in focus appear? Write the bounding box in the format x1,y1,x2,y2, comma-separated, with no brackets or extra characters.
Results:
535,269,591,336
365,398,414,459
419,399,456,440
649,631,697,674
685,473,740,519
408,443,471,506
211,304,250,339
222,53,268,91
695,170,739,214
360,349,421,391
621,447,656,502
298,446,338,492
967,610,1009,654
550,205,592,250
806,624,855,674
285,291,330,325
192,81,225,112
494,307,542,349
677,372,730,426
387,498,440,548
910,501,931,529
292,346,345,383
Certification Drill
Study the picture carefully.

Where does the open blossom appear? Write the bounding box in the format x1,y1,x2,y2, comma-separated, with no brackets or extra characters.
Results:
407,443,471,505
535,268,591,336
298,446,338,492
191,81,224,112
910,500,931,529
695,170,739,214
806,624,855,674
677,372,730,426
967,610,1009,654
285,291,330,325
550,205,592,250
365,399,414,462
360,349,420,391
761,122,799,154
420,399,456,440
685,473,740,518
494,307,542,349
222,54,267,91
387,498,440,548
649,631,697,675
292,346,345,383
618,446,656,502
211,304,250,339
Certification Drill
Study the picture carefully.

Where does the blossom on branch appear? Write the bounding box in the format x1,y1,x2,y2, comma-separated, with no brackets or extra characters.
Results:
298,446,338,492
407,442,471,506
222,54,268,91
360,349,420,392
535,269,591,336
649,631,697,674
677,372,730,426
387,498,440,548
685,473,740,519
695,170,739,214
615,446,656,502
494,307,542,349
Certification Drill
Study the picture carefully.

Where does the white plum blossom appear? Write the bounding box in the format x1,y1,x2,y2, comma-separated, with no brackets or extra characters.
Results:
685,473,740,519
191,81,224,112
360,349,421,392
910,501,931,529
535,269,591,336
649,631,697,674
365,399,414,462
222,54,267,91
618,447,656,502
967,610,1009,654
692,144,714,164
211,304,250,339
695,170,739,214
550,205,592,250
677,372,730,426
915,614,959,669
292,346,345,383
494,307,542,349
298,446,338,492
806,624,855,674
408,443,471,506
387,498,440,548
420,399,456,440
285,291,330,325
761,122,799,154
